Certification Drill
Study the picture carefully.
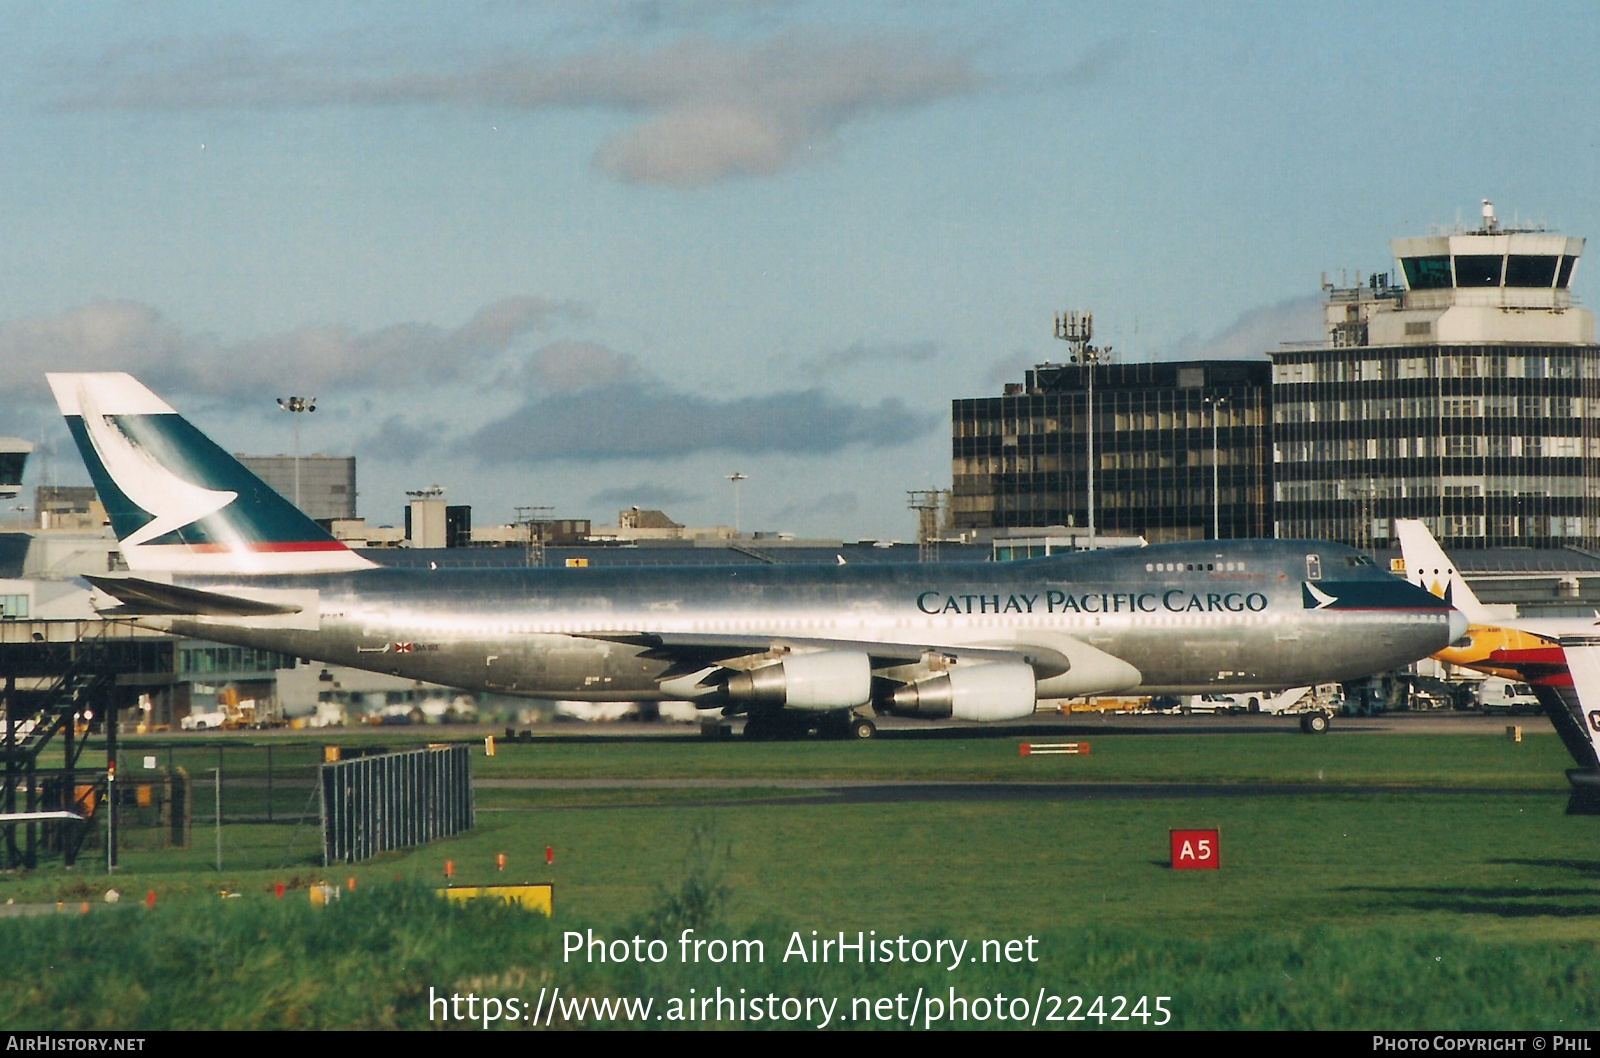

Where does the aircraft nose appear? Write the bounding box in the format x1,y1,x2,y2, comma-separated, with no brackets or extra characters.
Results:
1448,608,1469,644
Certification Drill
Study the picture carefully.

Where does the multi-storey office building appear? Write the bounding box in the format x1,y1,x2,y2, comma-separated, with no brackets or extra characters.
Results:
237,455,358,522
1271,209,1599,549
953,207,1599,552
951,360,1272,543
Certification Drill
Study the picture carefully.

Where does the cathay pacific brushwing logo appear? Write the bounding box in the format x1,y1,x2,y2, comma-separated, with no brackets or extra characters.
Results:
77,384,236,547
1302,582,1337,609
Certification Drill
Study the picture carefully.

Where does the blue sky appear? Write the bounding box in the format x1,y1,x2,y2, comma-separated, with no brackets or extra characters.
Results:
4,1,1598,539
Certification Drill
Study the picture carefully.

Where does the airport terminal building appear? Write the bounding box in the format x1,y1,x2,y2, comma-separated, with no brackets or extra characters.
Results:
951,360,1272,543
954,208,1600,551
1271,215,1599,550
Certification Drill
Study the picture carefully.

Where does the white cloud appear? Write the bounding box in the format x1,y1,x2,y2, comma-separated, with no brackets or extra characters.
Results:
457,381,936,463
0,296,582,402
55,31,977,186
1160,295,1325,361
802,339,937,376
514,340,638,390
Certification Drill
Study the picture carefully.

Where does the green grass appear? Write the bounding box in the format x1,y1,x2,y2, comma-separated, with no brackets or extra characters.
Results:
9,790,1598,942
1,880,1597,1029
2,728,1595,1029
87,721,1571,789
469,730,1573,788
409,790,1600,944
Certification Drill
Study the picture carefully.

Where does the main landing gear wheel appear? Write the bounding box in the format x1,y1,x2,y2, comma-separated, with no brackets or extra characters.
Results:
849,716,877,740
1299,711,1331,735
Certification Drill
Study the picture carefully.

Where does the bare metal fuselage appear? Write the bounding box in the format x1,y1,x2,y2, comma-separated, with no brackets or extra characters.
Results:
145,540,1456,706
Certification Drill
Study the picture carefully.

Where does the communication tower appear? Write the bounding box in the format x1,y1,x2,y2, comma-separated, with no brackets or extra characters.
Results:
907,490,942,562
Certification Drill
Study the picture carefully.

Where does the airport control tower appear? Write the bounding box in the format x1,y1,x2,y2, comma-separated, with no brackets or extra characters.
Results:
1272,201,1600,550
0,436,31,500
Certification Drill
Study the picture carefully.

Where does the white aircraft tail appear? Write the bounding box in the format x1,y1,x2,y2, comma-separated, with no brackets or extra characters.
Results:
48,373,374,575
1553,637,1600,813
1393,519,1512,624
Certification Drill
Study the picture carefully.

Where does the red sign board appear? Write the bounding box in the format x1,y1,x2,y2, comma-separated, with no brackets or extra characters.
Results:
1170,829,1220,870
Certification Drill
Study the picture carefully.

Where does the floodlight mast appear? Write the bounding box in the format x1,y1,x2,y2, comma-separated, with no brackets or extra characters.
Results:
726,472,748,535
275,396,317,512
1206,394,1229,540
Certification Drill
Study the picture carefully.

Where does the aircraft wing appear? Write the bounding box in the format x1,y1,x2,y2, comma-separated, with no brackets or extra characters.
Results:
576,630,1072,680
575,628,1132,721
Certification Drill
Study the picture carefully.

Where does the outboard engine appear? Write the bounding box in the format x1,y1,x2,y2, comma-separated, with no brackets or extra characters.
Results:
887,661,1037,721
723,651,872,711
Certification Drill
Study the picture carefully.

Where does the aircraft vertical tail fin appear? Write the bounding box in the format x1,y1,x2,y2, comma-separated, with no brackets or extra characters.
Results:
47,373,374,574
1394,518,1503,624
1552,636,1600,814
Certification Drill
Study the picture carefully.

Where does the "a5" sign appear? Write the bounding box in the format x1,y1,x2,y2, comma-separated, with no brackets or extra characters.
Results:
1170,829,1220,870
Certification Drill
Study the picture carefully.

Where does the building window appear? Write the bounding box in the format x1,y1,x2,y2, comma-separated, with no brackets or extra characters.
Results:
1454,255,1503,287
1402,256,1452,289
1506,255,1559,288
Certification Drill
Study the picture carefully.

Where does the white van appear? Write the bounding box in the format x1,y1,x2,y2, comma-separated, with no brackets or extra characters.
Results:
1476,678,1540,716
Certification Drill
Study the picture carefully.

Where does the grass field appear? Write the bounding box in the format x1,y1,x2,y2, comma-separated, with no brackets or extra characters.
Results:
101,722,1582,786
469,728,1575,787
2,726,1596,1029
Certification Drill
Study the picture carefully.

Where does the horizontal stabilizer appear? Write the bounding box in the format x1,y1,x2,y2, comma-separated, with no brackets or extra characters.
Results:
0,811,86,824
85,575,304,617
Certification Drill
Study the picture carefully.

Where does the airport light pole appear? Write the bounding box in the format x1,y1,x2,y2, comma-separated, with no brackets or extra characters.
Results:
1207,395,1228,540
727,472,747,535
276,396,316,512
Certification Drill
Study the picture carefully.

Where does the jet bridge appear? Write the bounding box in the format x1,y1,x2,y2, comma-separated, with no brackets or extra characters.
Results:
0,619,175,868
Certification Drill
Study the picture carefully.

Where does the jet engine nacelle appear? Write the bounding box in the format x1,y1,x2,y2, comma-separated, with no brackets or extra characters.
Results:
723,650,872,711
887,661,1037,721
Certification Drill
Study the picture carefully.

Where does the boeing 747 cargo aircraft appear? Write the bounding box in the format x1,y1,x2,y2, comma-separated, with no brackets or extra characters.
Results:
52,373,1463,739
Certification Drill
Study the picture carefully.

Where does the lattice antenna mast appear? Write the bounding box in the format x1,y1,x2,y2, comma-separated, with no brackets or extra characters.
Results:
1053,310,1110,550
514,505,553,567
907,490,942,563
